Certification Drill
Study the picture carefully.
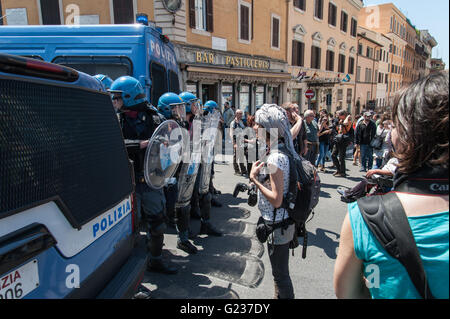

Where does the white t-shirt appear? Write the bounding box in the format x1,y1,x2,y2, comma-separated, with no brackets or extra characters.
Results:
257,152,290,223
373,157,398,178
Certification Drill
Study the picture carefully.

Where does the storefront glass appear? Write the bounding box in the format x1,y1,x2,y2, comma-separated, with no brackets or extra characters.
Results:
222,83,234,108
239,84,250,114
186,83,197,96
255,85,265,110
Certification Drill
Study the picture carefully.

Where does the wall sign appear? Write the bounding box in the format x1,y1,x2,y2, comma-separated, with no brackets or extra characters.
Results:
194,51,270,70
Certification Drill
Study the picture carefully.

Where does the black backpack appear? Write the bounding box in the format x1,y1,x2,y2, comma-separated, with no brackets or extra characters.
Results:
278,146,321,258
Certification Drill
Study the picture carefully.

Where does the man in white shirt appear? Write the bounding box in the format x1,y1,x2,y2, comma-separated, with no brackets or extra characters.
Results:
337,157,398,202
230,110,247,176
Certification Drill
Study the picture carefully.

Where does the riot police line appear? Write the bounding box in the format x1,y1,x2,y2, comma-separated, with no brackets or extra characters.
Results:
99,74,285,281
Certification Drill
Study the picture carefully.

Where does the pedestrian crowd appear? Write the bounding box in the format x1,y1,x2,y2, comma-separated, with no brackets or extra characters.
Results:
103,70,448,300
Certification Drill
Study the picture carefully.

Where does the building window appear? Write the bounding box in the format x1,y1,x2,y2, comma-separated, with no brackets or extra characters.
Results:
271,15,280,49
189,0,213,32
350,18,357,37
314,0,323,20
311,45,321,70
356,66,361,82
294,0,306,11
40,0,61,25
239,1,251,42
338,54,346,73
366,47,373,59
358,43,363,55
340,11,348,33
348,56,355,74
292,89,303,110
326,50,334,71
292,40,305,66
346,88,352,101
328,2,337,26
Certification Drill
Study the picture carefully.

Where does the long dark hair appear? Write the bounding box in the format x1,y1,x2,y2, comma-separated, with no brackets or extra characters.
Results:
392,71,449,174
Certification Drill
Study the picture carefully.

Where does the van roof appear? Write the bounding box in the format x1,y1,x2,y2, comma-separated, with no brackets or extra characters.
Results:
0,24,162,39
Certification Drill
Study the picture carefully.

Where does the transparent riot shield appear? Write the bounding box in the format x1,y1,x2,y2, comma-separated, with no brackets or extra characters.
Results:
198,110,221,195
175,116,202,208
144,119,184,190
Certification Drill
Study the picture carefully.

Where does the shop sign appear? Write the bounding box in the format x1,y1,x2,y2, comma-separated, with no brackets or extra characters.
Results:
194,51,270,70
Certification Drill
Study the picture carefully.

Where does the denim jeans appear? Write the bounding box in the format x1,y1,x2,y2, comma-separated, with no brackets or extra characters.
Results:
315,142,329,166
360,144,374,171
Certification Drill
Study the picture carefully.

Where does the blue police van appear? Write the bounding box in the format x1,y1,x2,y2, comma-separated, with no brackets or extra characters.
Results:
0,23,181,105
0,53,148,299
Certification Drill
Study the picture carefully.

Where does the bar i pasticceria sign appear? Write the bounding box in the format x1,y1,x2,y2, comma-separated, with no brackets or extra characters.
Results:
194,51,270,70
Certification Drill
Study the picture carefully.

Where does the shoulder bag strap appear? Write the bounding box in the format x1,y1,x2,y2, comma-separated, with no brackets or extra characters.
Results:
357,193,435,299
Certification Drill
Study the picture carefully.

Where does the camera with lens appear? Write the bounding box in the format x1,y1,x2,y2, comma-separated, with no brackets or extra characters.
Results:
232,182,257,207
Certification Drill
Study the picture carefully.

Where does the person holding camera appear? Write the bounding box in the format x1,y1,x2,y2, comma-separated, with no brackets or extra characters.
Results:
355,111,377,172
331,110,353,177
316,110,332,172
249,104,298,299
334,72,449,299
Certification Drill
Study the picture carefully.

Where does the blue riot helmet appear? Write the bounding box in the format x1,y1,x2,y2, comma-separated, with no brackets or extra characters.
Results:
157,92,186,122
94,74,113,90
203,100,218,115
108,76,147,109
179,91,201,116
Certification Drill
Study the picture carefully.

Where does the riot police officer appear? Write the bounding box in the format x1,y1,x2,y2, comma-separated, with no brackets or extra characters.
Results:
109,76,178,274
202,100,223,208
94,74,113,91
158,92,199,254
179,92,203,221
193,100,223,237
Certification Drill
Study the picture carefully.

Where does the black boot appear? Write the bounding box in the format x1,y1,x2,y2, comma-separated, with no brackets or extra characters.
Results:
177,240,198,254
147,258,178,275
200,221,222,237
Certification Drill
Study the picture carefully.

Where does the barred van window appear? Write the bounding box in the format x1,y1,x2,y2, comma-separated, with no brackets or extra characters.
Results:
0,78,133,227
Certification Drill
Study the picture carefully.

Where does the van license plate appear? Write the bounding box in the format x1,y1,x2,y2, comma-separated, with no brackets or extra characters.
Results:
0,260,39,299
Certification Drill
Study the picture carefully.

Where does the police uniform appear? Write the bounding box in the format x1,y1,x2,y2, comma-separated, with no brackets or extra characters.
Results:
119,102,176,272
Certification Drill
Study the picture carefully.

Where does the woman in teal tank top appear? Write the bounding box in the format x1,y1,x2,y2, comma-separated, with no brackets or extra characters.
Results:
333,72,449,299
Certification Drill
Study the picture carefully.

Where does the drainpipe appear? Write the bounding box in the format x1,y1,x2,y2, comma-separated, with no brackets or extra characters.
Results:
353,37,361,117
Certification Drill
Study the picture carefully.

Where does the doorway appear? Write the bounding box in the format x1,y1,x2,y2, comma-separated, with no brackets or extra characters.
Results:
201,84,217,104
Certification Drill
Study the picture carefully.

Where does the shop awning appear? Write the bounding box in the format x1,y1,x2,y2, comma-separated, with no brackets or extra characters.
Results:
185,65,292,83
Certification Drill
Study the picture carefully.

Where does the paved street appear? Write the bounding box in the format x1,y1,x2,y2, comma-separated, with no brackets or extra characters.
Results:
141,149,364,299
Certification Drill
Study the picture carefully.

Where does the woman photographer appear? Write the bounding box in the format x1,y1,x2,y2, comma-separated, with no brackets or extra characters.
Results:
334,71,449,299
249,104,297,299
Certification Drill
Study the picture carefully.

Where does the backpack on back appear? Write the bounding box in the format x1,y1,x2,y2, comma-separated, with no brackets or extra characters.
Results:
278,146,321,258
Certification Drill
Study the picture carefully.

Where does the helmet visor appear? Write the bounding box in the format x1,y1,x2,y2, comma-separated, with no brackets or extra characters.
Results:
171,103,186,122
190,99,201,116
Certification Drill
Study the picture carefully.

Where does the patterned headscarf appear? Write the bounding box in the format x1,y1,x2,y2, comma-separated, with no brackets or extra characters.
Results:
254,104,300,160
